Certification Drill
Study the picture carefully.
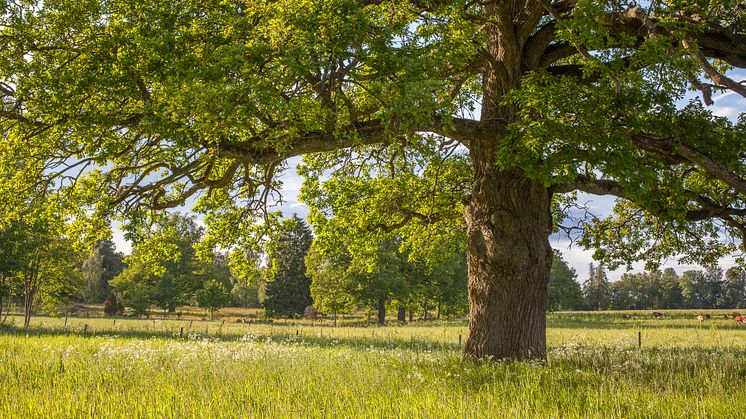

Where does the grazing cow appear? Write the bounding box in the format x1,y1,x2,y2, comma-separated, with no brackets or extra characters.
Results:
697,315,705,323
622,314,630,320
652,312,664,319
735,316,746,324
732,312,742,319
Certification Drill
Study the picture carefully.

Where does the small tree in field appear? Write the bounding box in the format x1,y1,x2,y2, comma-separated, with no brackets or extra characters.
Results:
196,280,229,319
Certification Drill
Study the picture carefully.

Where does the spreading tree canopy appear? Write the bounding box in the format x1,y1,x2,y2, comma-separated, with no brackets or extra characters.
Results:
1,0,745,359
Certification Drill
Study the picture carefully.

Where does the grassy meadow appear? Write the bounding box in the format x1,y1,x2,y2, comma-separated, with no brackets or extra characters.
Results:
0,310,745,418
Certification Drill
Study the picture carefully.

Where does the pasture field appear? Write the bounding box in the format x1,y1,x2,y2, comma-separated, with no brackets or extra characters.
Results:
0,310,744,418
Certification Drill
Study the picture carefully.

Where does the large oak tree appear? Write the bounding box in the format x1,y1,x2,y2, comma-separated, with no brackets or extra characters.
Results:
1,0,745,359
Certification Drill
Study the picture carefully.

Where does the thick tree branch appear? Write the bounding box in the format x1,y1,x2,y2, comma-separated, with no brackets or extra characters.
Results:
632,134,746,197
550,174,625,196
551,174,746,222
682,39,746,101
538,6,746,75
216,117,499,165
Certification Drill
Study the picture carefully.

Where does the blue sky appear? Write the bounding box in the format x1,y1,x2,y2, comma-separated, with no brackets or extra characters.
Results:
111,73,746,283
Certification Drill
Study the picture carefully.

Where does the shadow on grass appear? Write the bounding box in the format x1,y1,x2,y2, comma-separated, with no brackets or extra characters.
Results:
0,321,466,354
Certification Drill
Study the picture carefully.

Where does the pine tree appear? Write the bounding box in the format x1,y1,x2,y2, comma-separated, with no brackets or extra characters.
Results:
263,215,313,317
582,263,610,310
547,252,583,311
83,239,125,303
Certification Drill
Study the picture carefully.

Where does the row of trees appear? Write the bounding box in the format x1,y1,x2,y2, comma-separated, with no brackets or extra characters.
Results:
1,209,743,323
0,210,265,324
108,213,245,317
543,257,746,312
582,264,746,311
261,215,468,324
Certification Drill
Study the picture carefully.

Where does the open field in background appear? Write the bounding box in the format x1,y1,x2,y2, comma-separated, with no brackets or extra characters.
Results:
0,310,745,418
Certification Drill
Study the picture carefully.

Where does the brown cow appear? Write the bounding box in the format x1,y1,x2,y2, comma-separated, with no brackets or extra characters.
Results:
652,312,664,319
732,312,742,319
735,316,746,324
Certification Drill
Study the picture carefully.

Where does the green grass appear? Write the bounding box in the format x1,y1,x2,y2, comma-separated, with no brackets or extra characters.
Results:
0,311,744,418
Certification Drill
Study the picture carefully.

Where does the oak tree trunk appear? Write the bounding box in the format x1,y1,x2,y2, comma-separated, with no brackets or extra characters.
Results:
462,1,554,360
464,153,553,360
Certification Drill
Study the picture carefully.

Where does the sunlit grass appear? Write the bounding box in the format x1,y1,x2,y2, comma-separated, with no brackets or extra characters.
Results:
0,310,744,417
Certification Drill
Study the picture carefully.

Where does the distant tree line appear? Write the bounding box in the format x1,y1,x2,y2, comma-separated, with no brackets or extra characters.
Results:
581,264,746,310
545,256,746,311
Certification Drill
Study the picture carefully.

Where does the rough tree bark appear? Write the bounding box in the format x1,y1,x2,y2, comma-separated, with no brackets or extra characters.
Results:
462,2,553,360
464,160,553,359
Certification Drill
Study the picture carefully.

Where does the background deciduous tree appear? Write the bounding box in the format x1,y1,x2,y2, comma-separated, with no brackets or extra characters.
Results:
196,279,230,319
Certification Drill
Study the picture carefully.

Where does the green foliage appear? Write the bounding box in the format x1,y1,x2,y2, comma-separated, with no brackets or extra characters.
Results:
225,248,263,308
678,267,723,309
230,278,263,309
722,267,746,308
264,215,314,317
0,203,85,324
547,252,584,311
82,239,125,303
103,293,126,316
300,139,469,318
1,0,746,360
120,281,154,317
195,280,230,317
582,263,611,310
111,213,219,313
306,242,355,316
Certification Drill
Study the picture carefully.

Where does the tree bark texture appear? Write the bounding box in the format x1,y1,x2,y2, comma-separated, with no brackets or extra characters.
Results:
460,2,552,360
464,147,553,360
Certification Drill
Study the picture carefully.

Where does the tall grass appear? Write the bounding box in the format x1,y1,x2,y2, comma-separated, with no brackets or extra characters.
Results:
0,311,744,417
